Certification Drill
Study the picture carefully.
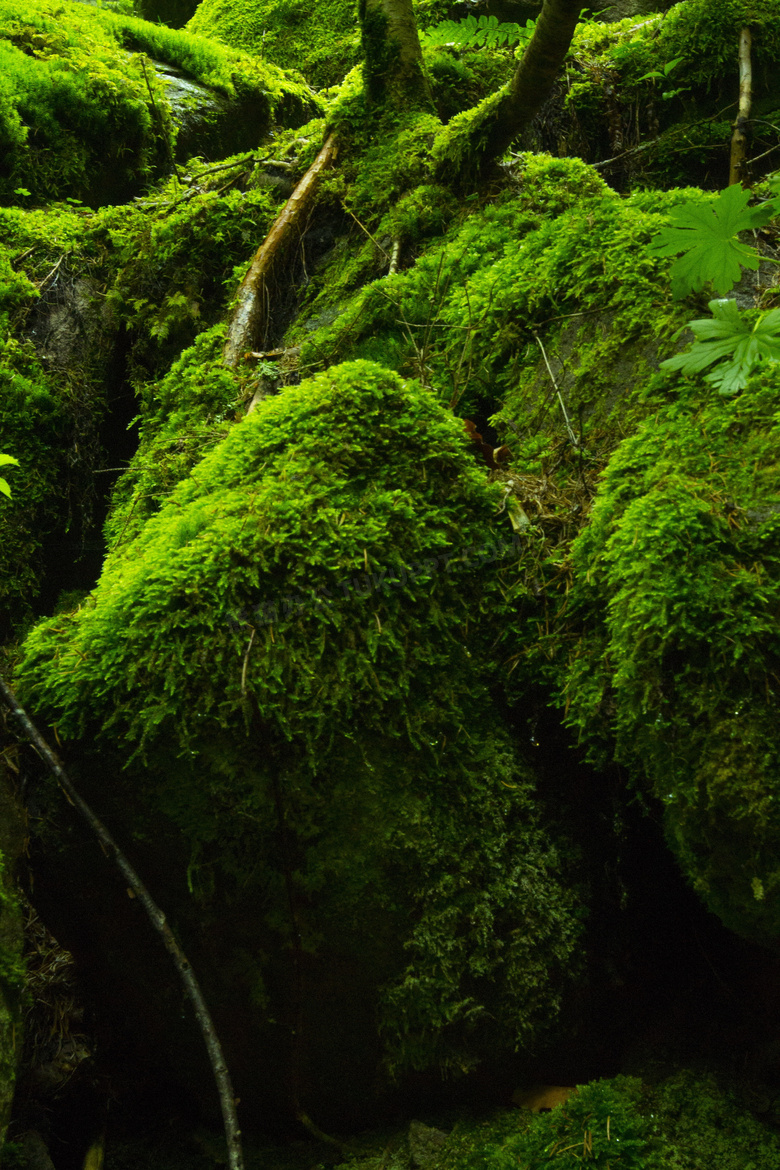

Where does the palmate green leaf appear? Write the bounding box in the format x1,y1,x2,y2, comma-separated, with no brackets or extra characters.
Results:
648,184,777,299
660,299,780,394
0,453,19,499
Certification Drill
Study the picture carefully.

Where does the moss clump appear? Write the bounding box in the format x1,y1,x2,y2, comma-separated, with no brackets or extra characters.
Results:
94,159,279,374
18,359,509,752
296,156,692,428
187,0,360,88
0,0,314,205
17,360,583,1078
103,324,243,548
390,1070,780,1170
561,375,780,942
0,0,160,204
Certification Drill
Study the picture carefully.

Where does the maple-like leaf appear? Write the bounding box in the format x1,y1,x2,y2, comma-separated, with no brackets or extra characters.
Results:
648,184,777,299
0,453,19,499
660,299,780,394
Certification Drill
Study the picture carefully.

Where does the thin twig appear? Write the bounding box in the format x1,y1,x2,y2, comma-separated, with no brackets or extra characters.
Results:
37,255,65,293
533,332,580,449
340,202,391,261
240,629,256,695
0,675,245,1170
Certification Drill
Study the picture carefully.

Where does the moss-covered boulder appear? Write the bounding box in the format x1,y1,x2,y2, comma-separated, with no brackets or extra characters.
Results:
562,376,780,944
0,0,314,205
188,0,360,88
17,359,583,1118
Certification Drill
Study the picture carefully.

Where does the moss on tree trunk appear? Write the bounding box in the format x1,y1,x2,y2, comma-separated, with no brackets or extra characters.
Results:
359,0,433,109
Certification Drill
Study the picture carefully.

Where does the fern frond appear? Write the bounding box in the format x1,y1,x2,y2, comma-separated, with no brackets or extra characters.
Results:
420,14,534,51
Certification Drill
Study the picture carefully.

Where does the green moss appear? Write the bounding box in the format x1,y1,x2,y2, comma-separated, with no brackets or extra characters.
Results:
17,359,583,1075
296,156,693,427
187,0,360,88
103,324,243,548
561,375,780,941
94,160,279,373
425,45,515,123
0,337,64,635
0,0,315,205
0,0,160,204
0,217,78,632
386,1070,780,1170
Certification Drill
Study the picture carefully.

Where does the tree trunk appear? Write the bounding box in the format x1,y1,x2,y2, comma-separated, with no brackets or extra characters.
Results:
358,0,432,110
729,27,752,186
479,0,581,164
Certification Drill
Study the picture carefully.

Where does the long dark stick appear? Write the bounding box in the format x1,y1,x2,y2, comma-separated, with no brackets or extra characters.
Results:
0,675,245,1170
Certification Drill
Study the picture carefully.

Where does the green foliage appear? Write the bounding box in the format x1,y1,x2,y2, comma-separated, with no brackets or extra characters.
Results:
0,334,66,633
0,454,19,500
103,324,242,548
661,299,780,393
561,377,780,941
472,1079,660,1170
656,0,780,95
411,1071,780,1170
648,184,777,300
187,0,360,88
94,160,277,373
420,14,533,52
18,360,506,753
0,0,159,204
100,5,313,110
18,359,583,1074
0,0,312,205
296,156,691,431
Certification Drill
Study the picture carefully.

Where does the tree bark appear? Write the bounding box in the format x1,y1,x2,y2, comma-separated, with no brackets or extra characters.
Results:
729,27,752,186
0,676,246,1170
358,0,433,110
223,134,338,368
479,0,582,163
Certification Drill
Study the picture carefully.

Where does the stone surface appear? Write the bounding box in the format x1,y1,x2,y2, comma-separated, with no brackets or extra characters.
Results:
408,1120,448,1168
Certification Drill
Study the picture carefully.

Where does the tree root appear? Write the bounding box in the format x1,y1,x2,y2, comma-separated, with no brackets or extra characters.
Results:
223,134,338,368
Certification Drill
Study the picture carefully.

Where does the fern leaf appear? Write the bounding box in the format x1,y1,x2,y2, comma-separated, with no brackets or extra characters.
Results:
420,14,532,51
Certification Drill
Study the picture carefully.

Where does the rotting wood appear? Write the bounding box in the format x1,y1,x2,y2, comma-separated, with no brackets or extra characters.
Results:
729,27,752,186
223,134,338,368
0,675,246,1170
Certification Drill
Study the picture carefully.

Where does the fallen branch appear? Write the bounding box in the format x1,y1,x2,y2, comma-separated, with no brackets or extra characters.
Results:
223,134,338,368
0,675,245,1170
729,27,752,186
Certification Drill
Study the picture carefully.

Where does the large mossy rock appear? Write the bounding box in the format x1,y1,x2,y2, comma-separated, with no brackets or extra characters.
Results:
562,376,780,944
17,360,583,1122
0,0,312,205
188,0,360,87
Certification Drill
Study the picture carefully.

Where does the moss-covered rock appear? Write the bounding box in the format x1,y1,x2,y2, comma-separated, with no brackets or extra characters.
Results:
0,0,314,205
16,359,583,1111
187,0,360,88
561,375,780,943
